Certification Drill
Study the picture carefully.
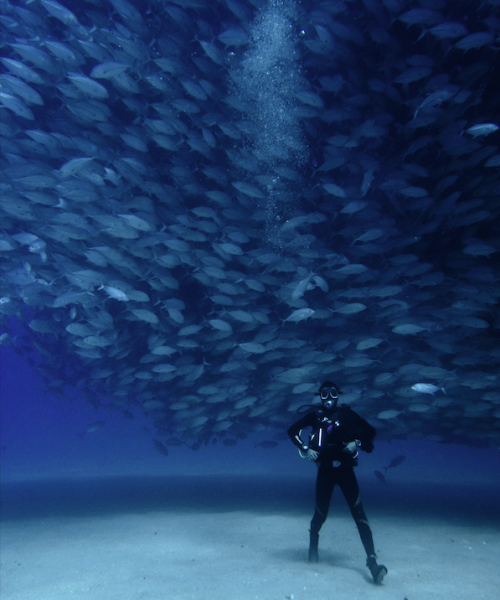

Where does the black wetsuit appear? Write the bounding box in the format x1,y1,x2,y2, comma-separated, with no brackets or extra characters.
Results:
287,404,377,557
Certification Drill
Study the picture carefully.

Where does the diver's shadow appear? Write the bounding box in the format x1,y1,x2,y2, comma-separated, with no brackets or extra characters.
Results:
273,548,371,582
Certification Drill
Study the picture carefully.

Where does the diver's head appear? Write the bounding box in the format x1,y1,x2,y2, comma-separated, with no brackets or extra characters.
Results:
317,381,340,411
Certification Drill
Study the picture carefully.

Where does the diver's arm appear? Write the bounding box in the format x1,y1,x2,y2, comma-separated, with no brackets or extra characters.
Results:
356,418,375,453
287,411,317,451
343,407,376,452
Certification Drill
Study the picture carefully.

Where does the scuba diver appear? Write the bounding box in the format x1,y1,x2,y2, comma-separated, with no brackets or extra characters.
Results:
287,380,388,585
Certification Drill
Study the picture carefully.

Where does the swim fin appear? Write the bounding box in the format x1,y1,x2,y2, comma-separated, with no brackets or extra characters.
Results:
366,554,387,584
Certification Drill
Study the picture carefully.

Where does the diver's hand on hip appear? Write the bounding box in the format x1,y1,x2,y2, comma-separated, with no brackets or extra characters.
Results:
342,441,358,454
306,449,319,461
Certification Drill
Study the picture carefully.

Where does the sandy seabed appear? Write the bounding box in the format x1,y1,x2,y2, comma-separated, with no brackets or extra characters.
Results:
1,475,499,600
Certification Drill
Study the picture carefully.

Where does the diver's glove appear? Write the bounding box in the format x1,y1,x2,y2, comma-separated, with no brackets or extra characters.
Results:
305,449,319,461
343,440,361,455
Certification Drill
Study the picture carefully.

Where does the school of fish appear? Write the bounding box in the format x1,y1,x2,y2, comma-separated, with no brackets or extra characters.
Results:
1,0,499,449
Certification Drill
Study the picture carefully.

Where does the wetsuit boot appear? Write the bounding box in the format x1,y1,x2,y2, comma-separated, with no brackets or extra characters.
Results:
308,530,319,563
366,554,387,584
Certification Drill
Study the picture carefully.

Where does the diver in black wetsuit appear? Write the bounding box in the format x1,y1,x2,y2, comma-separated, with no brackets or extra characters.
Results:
287,381,388,585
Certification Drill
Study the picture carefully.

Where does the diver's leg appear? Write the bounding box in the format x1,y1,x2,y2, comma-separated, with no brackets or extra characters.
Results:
339,469,375,555
339,468,387,584
309,466,334,562
308,530,320,563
